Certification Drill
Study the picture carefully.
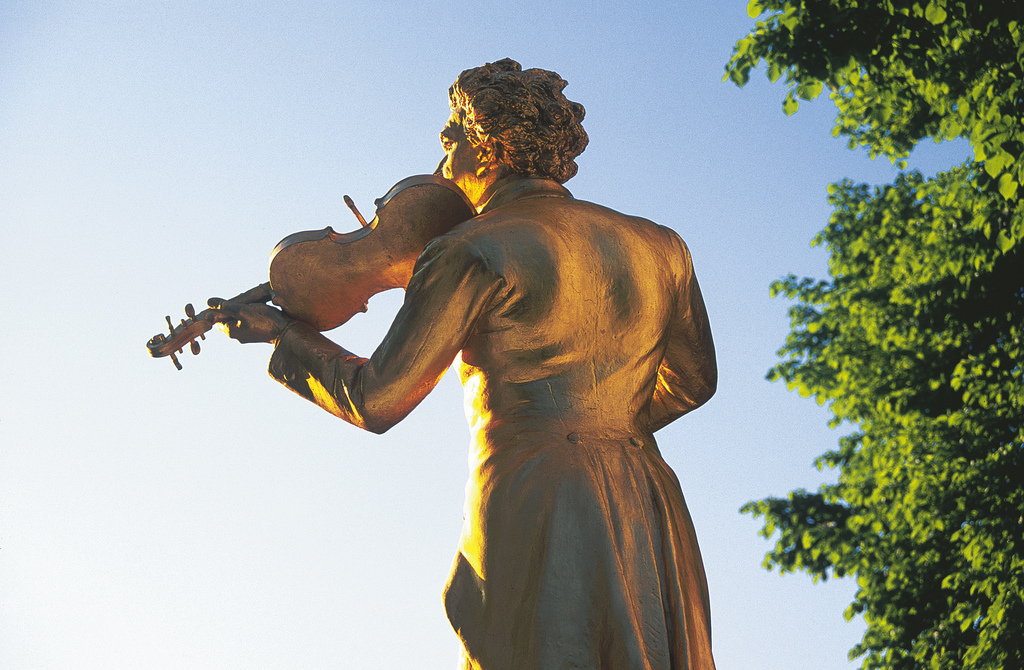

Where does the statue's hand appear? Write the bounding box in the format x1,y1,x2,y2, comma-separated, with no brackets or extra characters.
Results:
207,297,293,344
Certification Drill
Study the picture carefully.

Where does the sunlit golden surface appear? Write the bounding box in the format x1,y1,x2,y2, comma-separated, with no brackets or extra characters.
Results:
267,175,717,669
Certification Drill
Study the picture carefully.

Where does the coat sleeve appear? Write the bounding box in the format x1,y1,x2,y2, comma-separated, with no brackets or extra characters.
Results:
267,235,504,434
649,230,717,431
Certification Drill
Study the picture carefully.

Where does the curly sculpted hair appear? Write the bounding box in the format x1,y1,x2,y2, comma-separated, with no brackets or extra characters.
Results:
449,58,589,184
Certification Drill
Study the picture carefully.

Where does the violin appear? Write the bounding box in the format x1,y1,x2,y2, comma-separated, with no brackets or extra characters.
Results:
147,174,476,369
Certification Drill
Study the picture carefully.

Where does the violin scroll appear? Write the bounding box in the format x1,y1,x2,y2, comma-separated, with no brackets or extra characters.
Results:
147,303,215,370
146,282,273,370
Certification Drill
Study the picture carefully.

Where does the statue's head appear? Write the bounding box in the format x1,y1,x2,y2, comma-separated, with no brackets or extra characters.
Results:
448,58,588,184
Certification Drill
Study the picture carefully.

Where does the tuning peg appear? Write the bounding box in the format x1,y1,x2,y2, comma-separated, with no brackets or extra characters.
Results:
345,195,369,227
169,352,182,370
185,303,196,319
190,340,201,355
165,315,174,335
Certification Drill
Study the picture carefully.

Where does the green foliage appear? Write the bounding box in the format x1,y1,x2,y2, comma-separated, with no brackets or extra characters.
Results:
727,0,1023,226
727,2,1024,668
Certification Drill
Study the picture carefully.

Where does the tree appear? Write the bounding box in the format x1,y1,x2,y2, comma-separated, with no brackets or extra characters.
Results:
725,1,1023,668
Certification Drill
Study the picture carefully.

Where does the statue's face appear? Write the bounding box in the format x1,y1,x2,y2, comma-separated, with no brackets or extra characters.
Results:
439,109,482,185
439,109,496,207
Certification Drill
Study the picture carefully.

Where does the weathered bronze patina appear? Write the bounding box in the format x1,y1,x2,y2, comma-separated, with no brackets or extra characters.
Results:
210,59,718,670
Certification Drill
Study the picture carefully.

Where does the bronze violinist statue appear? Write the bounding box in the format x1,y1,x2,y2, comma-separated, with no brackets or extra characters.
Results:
210,59,718,670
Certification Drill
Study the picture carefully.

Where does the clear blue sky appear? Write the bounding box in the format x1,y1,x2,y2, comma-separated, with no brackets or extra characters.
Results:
1,2,969,668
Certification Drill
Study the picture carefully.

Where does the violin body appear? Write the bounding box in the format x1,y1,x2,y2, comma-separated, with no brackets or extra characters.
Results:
268,174,475,331
148,174,475,368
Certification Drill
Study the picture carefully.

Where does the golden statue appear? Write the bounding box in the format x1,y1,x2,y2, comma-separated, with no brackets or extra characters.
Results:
210,59,718,670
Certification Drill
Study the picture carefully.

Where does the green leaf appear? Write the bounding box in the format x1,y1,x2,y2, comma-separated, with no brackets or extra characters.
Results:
783,93,800,116
796,80,824,101
925,1,947,25
943,119,962,140
997,173,1018,199
995,230,1014,253
729,67,751,87
747,0,763,18
984,151,1012,178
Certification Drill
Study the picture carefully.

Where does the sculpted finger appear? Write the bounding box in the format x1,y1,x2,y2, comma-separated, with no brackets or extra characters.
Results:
210,299,242,317
207,301,248,332
230,282,273,304
206,310,235,324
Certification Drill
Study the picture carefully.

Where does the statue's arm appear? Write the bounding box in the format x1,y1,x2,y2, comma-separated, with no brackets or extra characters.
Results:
268,236,503,433
649,232,717,431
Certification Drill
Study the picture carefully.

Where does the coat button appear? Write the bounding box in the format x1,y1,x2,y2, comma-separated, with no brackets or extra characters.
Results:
567,432,582,443
629,437,644,448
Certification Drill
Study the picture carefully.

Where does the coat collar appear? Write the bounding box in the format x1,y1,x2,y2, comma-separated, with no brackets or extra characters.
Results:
478,176,572,214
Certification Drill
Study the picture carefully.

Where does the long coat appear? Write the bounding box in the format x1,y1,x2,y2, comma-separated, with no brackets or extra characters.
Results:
268,176,718,670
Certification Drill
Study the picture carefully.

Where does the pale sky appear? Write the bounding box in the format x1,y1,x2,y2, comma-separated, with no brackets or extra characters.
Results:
1,2,969,668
